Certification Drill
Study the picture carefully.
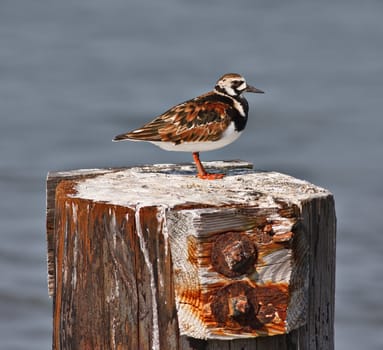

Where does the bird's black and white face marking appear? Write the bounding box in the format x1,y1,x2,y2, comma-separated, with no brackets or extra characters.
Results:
215,73,247,97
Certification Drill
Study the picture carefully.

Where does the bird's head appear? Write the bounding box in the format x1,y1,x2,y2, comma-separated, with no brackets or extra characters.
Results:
214,73,264,97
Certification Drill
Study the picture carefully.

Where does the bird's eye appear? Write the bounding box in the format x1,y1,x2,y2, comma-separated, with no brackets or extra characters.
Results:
232,80,244,88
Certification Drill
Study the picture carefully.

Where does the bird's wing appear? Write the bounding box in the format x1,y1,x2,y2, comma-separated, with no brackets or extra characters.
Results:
114,94,232,144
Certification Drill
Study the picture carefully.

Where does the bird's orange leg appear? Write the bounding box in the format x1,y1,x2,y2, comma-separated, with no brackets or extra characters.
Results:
192,152,225,180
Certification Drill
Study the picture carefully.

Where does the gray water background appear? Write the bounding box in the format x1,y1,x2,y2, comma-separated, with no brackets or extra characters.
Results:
1,0,382,349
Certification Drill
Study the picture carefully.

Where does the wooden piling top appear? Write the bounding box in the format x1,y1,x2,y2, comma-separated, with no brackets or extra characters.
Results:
51,160,330,209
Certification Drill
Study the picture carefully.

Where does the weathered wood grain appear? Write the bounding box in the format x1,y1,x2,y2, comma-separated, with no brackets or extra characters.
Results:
46,168,124,296
298,195,336,350
46,161,336,350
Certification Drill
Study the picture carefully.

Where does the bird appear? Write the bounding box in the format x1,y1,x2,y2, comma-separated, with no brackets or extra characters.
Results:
113,73,264,179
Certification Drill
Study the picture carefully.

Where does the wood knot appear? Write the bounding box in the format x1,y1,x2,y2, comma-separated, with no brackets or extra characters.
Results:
211,232,258,277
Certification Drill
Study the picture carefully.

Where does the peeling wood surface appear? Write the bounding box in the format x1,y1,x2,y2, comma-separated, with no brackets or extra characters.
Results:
46,161,336,350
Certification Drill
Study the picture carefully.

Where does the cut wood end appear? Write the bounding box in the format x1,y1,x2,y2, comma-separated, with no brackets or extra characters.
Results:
169,204,305,339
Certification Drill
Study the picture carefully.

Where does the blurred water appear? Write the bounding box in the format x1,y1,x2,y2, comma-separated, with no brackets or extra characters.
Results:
1,0,382,349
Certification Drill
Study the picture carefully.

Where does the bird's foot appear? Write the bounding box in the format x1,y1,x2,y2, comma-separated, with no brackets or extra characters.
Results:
192,152,225,180
197,172,225,180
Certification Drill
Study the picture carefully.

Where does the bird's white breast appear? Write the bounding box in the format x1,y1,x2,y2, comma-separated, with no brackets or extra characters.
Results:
151,122,242,152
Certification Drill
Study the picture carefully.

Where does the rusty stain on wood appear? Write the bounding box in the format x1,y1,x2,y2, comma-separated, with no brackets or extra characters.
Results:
46,161,336,350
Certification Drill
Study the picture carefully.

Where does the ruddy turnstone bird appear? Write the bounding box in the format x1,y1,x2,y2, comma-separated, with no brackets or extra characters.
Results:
113,73,264,179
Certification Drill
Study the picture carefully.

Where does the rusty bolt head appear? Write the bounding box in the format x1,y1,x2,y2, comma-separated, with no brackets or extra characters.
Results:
211,232,258,277
228,295,250,318
211,281,265,330
222,240,252,270
211,282,255,325
211,282,287,330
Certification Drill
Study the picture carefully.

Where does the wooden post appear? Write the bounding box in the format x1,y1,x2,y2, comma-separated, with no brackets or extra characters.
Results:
46,161,336,350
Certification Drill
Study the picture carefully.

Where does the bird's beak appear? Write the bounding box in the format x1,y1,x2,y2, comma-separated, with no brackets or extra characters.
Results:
245,84,264,93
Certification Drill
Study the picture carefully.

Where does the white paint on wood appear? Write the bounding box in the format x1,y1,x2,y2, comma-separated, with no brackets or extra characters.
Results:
157,206,170,258
134,208,160,350
71,203,78,291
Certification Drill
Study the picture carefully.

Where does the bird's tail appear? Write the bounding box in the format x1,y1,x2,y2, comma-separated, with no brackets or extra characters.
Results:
113,132,131,142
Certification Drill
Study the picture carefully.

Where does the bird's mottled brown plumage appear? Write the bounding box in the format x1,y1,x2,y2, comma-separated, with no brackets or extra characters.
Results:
114,92,233,145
